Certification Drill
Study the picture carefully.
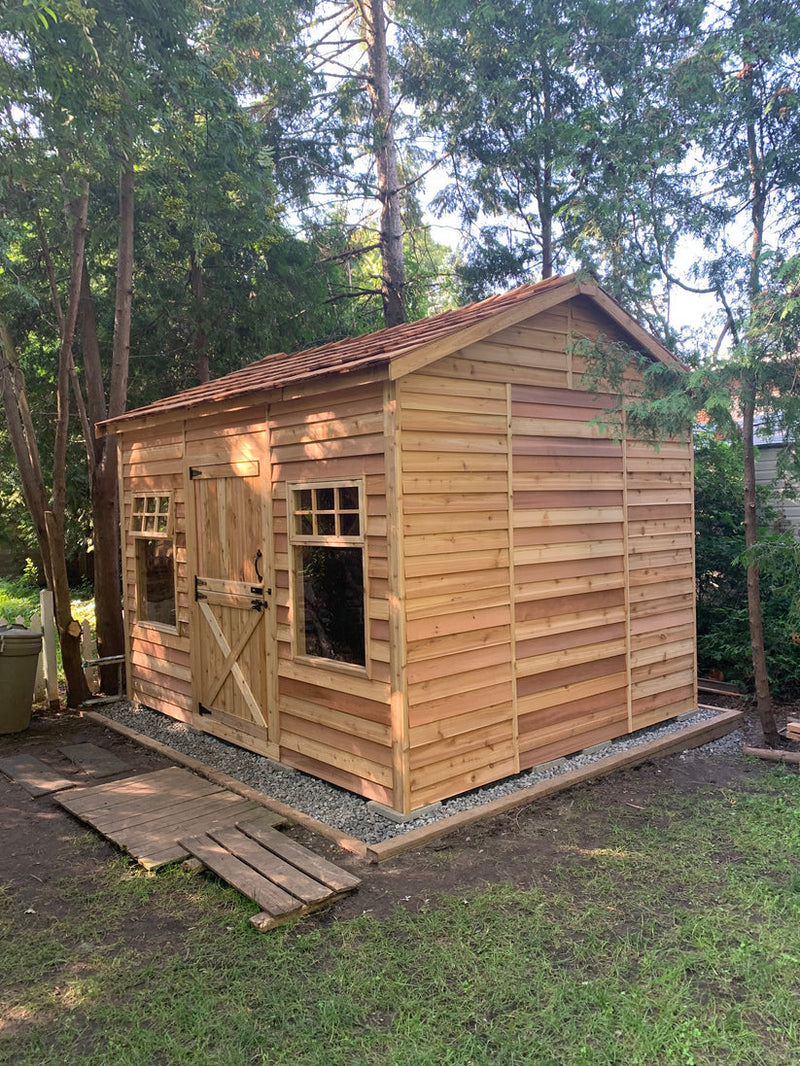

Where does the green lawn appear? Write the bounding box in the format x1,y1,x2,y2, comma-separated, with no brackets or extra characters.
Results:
2,763,799,1065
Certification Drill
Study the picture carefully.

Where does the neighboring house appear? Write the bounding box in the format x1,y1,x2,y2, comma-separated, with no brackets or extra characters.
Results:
98,274,696,817
754,421,800,531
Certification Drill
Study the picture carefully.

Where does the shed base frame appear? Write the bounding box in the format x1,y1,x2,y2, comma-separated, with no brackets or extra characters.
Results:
84,706,742,863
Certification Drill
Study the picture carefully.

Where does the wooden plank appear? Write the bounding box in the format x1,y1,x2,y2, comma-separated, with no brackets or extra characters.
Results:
237,820,361,892
179,833,299,914
82,711,376,862
56,767,221,816
0,755,75,796
207,826,332,903
58,744,131,779
366,710,744,862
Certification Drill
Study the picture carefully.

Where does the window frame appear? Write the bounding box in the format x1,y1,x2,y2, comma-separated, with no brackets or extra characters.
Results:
287,479,369,673
130,492,178,632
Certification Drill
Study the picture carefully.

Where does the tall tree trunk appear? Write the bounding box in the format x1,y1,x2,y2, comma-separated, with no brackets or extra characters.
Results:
50,189,92,706
190,252,210,383
83,163,134,694
742,396,778,744
359,0,406,327
78,260,125,693
741,96,779,744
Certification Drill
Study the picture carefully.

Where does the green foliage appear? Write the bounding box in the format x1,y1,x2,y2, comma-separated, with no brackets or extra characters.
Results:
399,0,703,331
694,433,800,697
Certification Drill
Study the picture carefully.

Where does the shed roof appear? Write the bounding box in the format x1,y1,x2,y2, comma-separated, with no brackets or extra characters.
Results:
98,273,680,435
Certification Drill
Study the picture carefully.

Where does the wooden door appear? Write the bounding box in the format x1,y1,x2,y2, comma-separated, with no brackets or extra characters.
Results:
190,458,271,746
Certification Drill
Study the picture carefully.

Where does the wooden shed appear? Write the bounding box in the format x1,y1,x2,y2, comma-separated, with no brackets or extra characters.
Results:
99,274,696,816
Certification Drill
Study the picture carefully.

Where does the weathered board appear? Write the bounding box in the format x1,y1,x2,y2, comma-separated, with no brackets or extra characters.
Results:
181,819,360,931
55,767,287,870
0,755,75,796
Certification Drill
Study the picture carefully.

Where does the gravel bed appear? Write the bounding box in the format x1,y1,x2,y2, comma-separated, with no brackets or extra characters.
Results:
97,702,742,845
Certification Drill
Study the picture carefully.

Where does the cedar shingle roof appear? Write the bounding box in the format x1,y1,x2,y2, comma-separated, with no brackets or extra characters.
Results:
98,274,676,434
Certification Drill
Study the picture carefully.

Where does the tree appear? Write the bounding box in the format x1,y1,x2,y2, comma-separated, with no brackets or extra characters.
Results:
667,0,800,743
0,0,323,700
294,1,412,328
398,0,702,334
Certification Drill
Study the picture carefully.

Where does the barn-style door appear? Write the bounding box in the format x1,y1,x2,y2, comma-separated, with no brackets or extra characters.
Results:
189,457,273,750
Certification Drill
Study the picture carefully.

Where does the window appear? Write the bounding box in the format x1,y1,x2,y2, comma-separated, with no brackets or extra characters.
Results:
131,494,176,628
289,481,366,667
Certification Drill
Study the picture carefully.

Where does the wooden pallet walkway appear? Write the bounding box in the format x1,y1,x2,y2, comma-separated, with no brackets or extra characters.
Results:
55,766,289,870
181,819,361,931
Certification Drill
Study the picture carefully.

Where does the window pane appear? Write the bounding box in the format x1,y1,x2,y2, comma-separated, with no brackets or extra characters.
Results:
158,496,170,514
316,513,335,536
315,487,334,511
138,539,176,627
134,496,144,513
296,512,313,535
340,512,360,536
298,546,365,666
338,485,359,511
145,497,157,513
296,489,312,511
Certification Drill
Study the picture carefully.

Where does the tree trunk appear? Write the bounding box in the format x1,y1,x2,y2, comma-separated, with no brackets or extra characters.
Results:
78,262,125,694
0,317,89,707
90,456,124,693
71,164,134,695
190,252,210,384
742,397,778,744
45,510,90,707
739,94,778,744
359,0,406,327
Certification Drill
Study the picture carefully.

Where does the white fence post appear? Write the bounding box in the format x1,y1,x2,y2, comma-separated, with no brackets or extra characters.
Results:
39,589,59,706
29,611,46,702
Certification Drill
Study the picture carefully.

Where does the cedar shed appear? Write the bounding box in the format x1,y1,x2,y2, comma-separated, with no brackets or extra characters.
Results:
99,275,696,817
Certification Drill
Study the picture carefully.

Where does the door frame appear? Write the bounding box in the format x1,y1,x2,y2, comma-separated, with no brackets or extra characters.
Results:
183,416,280,760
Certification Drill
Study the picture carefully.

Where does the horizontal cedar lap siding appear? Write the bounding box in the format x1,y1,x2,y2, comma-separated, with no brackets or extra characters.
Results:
122,425,193,720
399,300,695,809
269,380,395,806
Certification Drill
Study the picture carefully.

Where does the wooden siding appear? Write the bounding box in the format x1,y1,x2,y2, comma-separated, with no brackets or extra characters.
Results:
119,288,695,817
397,370,516,810
121,425,192,721
398,299,696,805
269,380,394,806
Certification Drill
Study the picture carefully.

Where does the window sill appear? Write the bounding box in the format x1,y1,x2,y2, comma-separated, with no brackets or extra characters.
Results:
133,620,180,636
293,654,369,678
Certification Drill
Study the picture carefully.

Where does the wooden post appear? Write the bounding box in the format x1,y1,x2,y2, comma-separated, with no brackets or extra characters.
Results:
81,618,99,693
39,588,60,707
30,611,46,702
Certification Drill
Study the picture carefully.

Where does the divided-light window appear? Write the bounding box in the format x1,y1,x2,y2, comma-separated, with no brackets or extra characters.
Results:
131,494,176,628
289,482,366,667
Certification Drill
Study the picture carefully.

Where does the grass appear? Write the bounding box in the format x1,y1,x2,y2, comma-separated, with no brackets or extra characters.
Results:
1,764,799,1065
0,575,96,678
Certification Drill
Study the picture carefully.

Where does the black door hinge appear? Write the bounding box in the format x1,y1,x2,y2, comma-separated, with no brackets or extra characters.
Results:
189,466,202,479
194,576,207,601
197,702,212,716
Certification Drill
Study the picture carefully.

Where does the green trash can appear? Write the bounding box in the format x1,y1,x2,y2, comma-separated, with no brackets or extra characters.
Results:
0,624,44,734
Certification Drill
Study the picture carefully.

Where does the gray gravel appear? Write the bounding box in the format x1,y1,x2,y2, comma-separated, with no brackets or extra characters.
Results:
97,701,743,845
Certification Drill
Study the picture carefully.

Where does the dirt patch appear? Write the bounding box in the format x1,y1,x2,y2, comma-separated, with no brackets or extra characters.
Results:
1,703,797,931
